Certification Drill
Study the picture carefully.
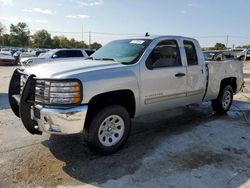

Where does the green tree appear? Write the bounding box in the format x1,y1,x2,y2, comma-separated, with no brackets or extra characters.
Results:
51,36,89,48
0,22,6,46
51,36,60,48
90,42,102,49
8,34,19,46
58,36,70,48
32,29,52,48
0,22,6,35
74,41,85,48
69,38,77,48
242,45,250,48
1,34,10,46
209,43,227,50
9,22,30,47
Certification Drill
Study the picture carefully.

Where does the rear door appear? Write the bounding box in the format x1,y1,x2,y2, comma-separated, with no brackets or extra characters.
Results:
183,40,206,103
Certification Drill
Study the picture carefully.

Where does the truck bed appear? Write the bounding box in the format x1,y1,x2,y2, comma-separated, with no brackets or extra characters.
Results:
204,60,244,101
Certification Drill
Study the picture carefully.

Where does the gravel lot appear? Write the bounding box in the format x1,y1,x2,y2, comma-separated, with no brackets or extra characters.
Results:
1,63,250,188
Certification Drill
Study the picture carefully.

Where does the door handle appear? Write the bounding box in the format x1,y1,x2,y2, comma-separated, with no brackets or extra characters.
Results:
175,72,186,77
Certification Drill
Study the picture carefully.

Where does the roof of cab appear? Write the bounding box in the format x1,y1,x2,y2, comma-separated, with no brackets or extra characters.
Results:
127,35,198,42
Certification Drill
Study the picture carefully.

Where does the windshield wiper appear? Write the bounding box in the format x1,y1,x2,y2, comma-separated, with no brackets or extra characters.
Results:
95,57,118,62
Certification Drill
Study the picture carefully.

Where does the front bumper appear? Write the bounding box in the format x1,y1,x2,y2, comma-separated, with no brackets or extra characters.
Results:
0,61,16,65
8,68,88,135
34,105,88,134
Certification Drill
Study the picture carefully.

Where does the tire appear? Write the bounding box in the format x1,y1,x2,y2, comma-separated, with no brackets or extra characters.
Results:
239,56,245,61
212,85,233,114
86,105,131,154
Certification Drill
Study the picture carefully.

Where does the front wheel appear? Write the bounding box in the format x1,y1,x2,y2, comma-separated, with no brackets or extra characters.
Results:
212,85,233,114
86,105,131,154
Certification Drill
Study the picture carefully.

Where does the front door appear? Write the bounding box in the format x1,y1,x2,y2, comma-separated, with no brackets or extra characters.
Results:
139,39,187,115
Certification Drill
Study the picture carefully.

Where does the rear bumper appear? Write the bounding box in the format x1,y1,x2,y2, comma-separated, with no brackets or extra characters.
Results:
34,105,88,134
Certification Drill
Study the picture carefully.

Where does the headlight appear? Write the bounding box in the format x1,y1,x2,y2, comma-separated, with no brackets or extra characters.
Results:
35,79,82,106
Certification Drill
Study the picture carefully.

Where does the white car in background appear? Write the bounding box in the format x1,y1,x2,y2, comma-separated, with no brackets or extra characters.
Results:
19,51,37,64
246,48,250,60
21,48,96,66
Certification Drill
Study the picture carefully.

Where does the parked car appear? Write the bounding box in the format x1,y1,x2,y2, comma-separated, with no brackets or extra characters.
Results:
21,48,96,66
13,50,22,64
203,50,223,61
9,36,244,154
19,51,37,64
229,48,248,61
203,50,235,61
246,48,250,60
35,49,49,57
0,51,17,65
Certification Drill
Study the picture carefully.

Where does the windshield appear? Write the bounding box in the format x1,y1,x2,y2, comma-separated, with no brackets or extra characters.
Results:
91,39,152,64
0,52,12,57
39,50,55,58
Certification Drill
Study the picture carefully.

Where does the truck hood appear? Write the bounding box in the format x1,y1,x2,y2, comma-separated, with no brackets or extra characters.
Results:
23,59,125,78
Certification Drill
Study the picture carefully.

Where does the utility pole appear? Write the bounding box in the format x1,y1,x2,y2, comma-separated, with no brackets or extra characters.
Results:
226,35,229,48
81,24,84,47
89,31,91,48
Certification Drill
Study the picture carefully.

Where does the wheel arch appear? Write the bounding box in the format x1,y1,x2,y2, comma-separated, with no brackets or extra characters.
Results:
84,89,136,129
219,77,237,93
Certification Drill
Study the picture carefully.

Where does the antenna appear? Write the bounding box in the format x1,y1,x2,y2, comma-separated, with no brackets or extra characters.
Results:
145,32,150,37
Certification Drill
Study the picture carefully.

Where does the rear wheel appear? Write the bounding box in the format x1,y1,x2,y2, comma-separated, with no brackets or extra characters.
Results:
86,105,131,154
212,85,233,114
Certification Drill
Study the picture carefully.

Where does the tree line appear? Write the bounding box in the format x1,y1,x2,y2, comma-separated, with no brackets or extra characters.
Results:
203,42,250,51
0,22,102,49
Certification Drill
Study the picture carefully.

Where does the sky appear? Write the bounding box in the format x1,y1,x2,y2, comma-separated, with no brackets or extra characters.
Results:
1,0,250,47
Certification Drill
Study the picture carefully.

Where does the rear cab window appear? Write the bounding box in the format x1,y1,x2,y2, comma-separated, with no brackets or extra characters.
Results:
183,40,198,66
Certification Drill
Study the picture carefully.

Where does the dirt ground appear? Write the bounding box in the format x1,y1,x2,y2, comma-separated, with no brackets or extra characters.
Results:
1,62,250,188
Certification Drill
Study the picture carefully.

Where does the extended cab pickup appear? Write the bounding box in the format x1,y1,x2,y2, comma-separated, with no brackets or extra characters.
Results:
9,36,244,154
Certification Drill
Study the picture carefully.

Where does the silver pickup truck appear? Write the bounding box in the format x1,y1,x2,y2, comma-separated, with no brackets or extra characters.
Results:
8,36,244,154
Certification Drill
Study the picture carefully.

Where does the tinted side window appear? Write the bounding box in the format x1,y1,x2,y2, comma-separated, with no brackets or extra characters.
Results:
66,50,83,57
85,50,95,56
54,50,67,58
184,40,198,65
149,40,182,69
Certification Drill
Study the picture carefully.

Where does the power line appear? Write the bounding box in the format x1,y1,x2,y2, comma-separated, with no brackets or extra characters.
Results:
30,29,143,36
194,35,228,38
91,31,144,36
29,29,250,40
226,35,229,47
229,35,250,39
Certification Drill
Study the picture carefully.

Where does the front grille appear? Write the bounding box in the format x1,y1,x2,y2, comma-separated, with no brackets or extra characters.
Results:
1,59,14,63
